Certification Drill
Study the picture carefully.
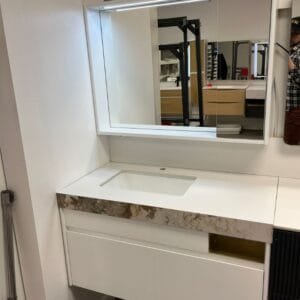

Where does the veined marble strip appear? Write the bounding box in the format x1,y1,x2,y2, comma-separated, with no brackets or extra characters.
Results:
57,194,273,243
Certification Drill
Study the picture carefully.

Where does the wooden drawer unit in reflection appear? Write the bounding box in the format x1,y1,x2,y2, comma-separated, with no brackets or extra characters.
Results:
203,89,246,116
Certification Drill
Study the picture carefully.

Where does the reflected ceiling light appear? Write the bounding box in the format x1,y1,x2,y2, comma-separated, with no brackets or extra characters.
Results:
100,0,210,12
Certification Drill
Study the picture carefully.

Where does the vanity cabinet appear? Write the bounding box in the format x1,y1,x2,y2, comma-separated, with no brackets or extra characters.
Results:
62,209,266,300
160,89,182,117
203,89,246,116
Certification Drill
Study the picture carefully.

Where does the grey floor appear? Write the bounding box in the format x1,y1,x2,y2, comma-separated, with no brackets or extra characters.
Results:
218,129,264,140
72,287,117,300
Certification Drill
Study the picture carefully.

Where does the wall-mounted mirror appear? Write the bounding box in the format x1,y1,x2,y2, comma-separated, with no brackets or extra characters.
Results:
96,0,273,142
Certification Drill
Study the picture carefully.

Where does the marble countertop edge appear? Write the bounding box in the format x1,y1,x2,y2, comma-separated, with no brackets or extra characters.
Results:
57,193,273,243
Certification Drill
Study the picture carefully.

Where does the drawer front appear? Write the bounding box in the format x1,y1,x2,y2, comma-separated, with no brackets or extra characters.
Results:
203,89,245,116
160,89,182,98
67,231,264,300
161,98,182,115
203,89,246,103
204,101,245,116
64,209,209,255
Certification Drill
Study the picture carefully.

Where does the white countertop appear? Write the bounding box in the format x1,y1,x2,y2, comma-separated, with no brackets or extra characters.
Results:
59,163,278,226
160,85,189,90
160,86,181,90
203,85,249,90
160,81,266,99
246,85,266,99
275,178,300,232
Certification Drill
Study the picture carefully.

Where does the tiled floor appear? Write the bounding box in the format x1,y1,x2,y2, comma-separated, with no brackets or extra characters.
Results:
72,287,116,300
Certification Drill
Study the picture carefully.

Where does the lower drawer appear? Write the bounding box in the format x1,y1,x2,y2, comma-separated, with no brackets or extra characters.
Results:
66,231,264,300
161,97,182,116
203,89,246,116
204,101,245,116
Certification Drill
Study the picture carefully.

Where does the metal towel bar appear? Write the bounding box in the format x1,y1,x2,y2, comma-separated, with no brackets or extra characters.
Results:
1,190,17,300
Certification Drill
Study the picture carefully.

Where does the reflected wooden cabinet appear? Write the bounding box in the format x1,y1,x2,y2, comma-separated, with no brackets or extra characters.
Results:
160,40,206,119
160,88,247,118
203,89,246,116
160,89,182,117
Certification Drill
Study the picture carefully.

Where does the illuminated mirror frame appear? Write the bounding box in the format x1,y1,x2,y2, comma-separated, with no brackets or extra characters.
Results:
84,0,278,144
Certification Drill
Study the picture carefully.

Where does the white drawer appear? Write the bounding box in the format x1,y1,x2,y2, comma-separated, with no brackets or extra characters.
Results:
66,231,264,300
63,209,209,254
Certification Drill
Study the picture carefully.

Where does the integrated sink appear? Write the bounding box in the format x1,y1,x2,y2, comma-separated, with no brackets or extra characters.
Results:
100,170,196,196
213,85,248,90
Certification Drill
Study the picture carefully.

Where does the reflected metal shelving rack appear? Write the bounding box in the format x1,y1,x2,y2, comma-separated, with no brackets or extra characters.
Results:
158,16,204,126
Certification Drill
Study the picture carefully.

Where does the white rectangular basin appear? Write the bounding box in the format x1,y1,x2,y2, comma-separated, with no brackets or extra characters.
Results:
203,85,248,90
100,171,196,196
214,85,248,90
246,86,266,99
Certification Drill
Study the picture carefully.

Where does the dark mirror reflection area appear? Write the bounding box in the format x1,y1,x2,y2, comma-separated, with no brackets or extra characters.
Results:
284,2,300,145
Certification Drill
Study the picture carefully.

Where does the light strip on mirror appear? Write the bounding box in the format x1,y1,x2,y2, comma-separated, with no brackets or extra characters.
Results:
99,0,210,12
253,43,259,78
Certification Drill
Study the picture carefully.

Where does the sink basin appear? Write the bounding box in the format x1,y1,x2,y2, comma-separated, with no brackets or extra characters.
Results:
214,85,248,90
100,171,196,196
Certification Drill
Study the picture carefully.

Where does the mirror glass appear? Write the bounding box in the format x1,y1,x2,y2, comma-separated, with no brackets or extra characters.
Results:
207,41,269,80
100,0,272,140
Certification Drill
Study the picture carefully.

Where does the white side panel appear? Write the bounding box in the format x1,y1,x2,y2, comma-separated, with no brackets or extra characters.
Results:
275,177,300,232
85,8,111,132
101,9,157,125
67,231,264,300
264,0,278,144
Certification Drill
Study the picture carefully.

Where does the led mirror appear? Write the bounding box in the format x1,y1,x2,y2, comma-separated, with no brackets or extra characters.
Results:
99,0,272,141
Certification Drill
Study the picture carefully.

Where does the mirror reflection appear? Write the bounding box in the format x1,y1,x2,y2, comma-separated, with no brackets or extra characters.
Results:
100,0,272,140
284,0,300,145
207,41,269,81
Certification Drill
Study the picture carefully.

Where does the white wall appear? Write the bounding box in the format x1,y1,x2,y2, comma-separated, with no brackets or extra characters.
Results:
0,0,110,299
101,9,158,125
0,5,45,298
109,6,300,180
293,0,300,16
0,1,296,300
158,0,272,44
109,137,300,178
